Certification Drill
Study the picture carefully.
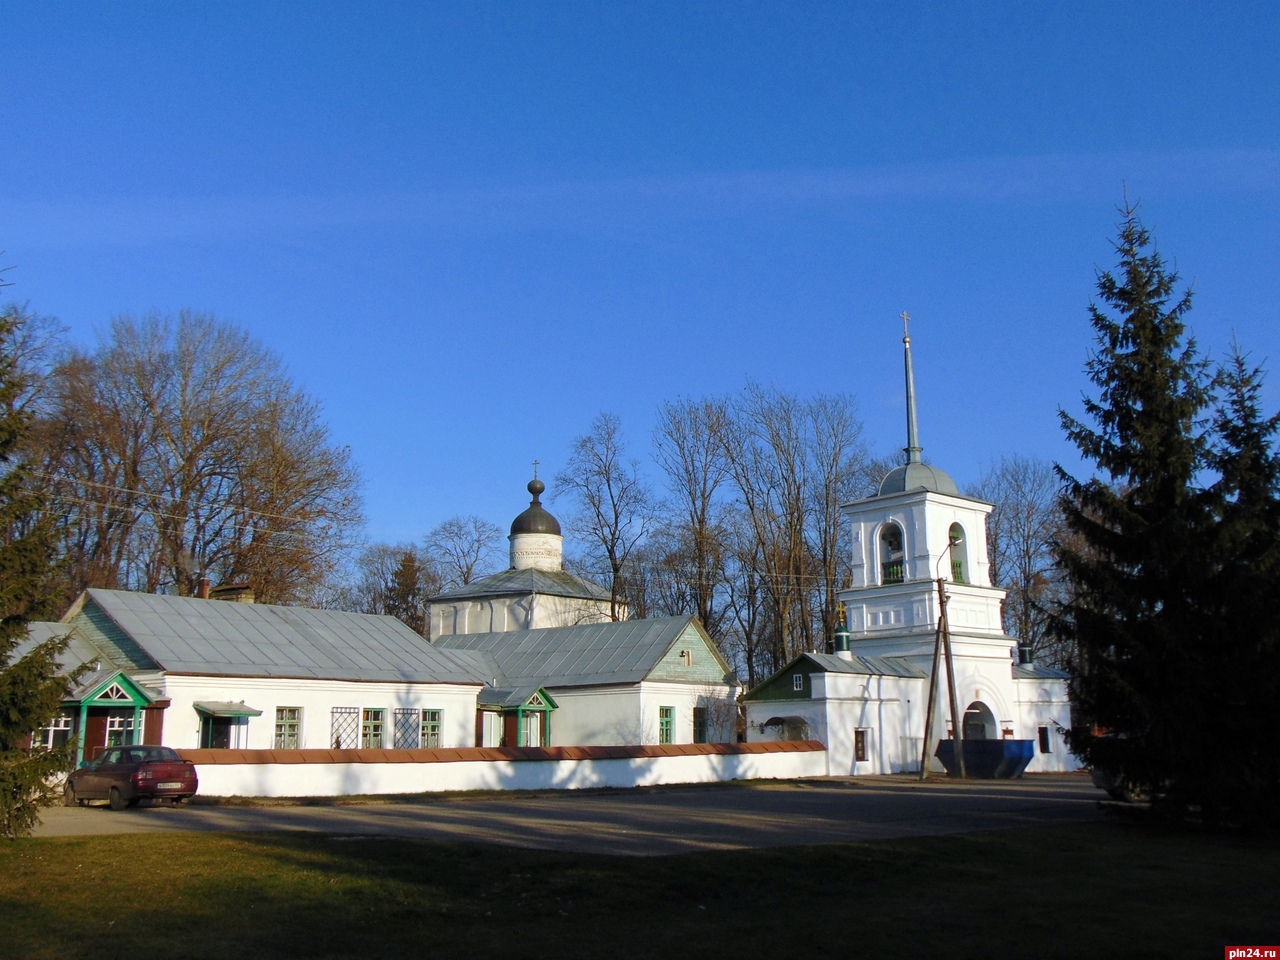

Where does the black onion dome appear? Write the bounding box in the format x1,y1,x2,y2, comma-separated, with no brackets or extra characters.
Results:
509,478,562,536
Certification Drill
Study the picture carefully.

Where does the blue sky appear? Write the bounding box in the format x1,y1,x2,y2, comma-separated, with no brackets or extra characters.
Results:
4,2,1278,543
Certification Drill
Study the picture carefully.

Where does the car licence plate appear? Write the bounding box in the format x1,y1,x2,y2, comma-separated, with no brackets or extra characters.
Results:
157,782,184,789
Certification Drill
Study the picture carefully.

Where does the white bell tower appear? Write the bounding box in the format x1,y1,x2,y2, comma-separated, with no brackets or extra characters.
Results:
837,316,1011,664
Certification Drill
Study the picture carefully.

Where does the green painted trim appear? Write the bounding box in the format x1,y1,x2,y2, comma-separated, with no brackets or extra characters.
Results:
741,657,815,702
73,670,154,708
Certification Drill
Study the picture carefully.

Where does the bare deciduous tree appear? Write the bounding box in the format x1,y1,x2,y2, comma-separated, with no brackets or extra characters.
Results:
556,412,653,621
652,397,732,636
337,542,440,635
970,454,1069,667
35,312,363,604
423,514,503,588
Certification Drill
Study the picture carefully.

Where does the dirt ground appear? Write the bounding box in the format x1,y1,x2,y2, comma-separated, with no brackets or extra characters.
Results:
33,773,1103,855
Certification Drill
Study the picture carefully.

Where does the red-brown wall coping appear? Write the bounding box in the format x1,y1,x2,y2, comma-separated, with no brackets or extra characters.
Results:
178,740,825,765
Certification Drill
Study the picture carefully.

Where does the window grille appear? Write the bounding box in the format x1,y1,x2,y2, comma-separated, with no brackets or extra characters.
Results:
331,707,359,749
855,729,869,763
421,710,443,749
392,708,419,748
274,707,302,749
362,709,385,748
658,706,674,745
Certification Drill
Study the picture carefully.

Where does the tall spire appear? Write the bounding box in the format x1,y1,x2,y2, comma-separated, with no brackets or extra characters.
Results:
901,311,923,464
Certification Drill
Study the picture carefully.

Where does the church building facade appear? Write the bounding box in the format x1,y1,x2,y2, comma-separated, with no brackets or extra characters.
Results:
744,324,1075,777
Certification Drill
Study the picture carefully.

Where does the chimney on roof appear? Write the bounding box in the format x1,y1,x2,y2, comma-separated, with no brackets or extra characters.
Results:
209,582,255,603
196,577,211,600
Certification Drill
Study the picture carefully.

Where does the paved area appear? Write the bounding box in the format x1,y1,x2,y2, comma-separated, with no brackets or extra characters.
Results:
32,774,1104,856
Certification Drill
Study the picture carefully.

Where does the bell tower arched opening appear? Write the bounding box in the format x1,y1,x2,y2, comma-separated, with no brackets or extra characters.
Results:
879,523,905,584
948,522,968,583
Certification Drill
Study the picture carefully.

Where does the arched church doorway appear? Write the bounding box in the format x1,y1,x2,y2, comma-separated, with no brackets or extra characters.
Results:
962,701,997,740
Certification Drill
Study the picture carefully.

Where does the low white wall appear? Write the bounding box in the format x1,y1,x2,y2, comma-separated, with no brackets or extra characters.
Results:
187,748,829,798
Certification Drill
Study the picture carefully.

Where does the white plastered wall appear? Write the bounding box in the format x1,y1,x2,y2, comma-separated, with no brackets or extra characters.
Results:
156,675,482,750
545,681,738,746
430,593,615,638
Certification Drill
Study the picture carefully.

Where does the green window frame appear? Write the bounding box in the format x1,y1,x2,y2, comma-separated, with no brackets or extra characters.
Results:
361,708,385,749
421,709,443,748
659,706,674,745
274,707,302,749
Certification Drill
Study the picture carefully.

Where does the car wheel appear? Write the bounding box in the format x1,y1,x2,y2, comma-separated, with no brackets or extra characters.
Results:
171,797,187,807
63,783,78,807
108,787,127,811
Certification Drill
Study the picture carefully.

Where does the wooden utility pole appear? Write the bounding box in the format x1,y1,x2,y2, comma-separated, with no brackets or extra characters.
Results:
939,576,966,779
919,575,966,779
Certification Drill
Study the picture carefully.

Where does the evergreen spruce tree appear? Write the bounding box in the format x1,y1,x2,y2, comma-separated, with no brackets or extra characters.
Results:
1053,204,1213,812
1055,206,1280,823
385,550,428,637
1196,349,1280,822
0,304,75,839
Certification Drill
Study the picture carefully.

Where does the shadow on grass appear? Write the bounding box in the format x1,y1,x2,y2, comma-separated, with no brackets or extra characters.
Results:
3,819,1279,959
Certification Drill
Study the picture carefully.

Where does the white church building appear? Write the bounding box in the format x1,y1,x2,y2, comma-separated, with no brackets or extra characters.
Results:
743,325,1076,777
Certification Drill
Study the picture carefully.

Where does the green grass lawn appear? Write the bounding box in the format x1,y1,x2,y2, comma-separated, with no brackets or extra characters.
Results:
3,819,1277,959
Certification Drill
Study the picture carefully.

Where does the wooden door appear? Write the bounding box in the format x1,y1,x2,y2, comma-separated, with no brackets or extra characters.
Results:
84,714,109,762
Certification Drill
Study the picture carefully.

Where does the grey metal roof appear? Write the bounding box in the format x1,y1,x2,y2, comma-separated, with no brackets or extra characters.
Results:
877,461,960,497
429,566,610,603
435,616,709,689
13,622,109,677
1013,662,1070,680
193,701,264,717
803,652,927,678
71,589,487,685
477,682,549,708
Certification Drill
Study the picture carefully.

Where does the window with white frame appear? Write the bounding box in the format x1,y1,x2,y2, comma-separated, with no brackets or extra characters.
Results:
331,707,359,749
36,712,74,750
361,708,385,748
420,710,443,748
106,711,135,747
792,673,804,692
393,708,419,748
274,707,302,749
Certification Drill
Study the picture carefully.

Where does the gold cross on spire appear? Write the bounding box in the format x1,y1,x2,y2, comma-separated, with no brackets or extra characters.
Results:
901,310,911,340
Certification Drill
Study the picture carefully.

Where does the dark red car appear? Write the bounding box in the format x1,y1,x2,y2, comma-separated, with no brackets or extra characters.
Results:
64,745,199,810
